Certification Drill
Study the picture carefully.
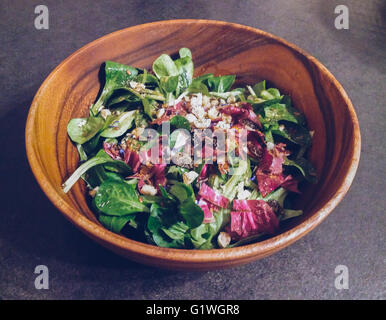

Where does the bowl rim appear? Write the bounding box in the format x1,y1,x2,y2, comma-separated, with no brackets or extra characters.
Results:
25,19,361,265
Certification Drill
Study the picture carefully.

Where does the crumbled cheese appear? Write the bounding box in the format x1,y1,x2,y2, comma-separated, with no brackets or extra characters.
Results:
131,127,145,138
217,232,231,248
210,99,219,107
192,104,206,119
222,114,232,124
186,113,197,123
140,184,157,196
279,124,285,131
129,81,138,88
202,95,211,108
267,141,275,151
129,81,145,91
237,181,251,200
173,152,193,168
208,107,219,120
220,98,226,105
100,108,111,120
182,171,199,185
190,93,203,109
214,121,230,130
156,108,165,119
193,118,211,129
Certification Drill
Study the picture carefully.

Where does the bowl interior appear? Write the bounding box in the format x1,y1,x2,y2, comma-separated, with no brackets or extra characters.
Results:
26,20,360,269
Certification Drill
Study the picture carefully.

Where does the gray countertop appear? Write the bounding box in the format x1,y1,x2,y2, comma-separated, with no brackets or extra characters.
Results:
0,0,384,300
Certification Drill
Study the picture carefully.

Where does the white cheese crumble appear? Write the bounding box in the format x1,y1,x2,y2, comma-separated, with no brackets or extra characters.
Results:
140,184,157,196
214,121,230,130
186,113,197,123
208,107,219,120
193,118,211,129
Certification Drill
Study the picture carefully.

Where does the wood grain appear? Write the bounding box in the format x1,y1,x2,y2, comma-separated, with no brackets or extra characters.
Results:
25,20,361,270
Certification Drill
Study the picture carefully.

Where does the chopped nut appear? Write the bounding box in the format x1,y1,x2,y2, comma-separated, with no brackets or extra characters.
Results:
217,232,231,248
88,187,99,198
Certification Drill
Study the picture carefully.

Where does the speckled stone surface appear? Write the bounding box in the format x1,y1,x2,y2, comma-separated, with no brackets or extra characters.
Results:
0,0,384,300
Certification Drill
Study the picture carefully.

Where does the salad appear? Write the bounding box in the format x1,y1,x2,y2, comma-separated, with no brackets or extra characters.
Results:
63,48,317,249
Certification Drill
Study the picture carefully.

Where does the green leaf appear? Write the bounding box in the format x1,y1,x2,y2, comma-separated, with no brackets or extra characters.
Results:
159,75,179,93
281,209,303,221
252,80,266,96
91,61,139,115
98,214,134,233
67,116,104,144
179,198,204,228
271,121,312,147
207,75,235,93
100,110,136,138
169,182,195,203
162,221,189,241
142,98,158,119
62,150,131,193
94,180,149,216
152,54,179,78
170,115,191,130
263,103,299,124
284,157,318,183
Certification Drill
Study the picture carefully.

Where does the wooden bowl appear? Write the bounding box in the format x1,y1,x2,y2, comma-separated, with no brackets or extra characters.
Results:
25,20,360,270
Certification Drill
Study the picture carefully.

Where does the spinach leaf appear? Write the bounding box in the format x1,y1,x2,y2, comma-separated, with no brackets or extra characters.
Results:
281,209,303,221
62,150,131,193
147,203,185,248
100,110,136,138
207,75,235,93
169,182,195,203
67,116,104,144
252,80,266,97
98,214,135,233
284,157,318,183
91,61,139,115
271,121,312,147
94,180,149,216
179,198,204,229
170,115,191,130
152,54,179,78
263,103,299,124
161,221,190,243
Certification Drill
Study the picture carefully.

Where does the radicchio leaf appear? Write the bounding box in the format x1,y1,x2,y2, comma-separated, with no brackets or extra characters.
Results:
198,183,230,209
